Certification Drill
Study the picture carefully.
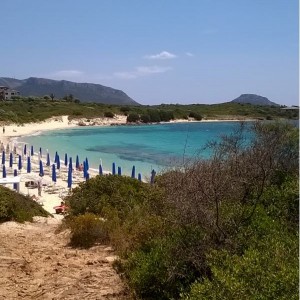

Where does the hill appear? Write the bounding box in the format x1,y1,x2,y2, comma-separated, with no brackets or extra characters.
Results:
0,77,139,105
231,94,279,106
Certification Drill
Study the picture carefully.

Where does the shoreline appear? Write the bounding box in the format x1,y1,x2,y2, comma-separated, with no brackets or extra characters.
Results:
0,115,256,145
0,115,257,217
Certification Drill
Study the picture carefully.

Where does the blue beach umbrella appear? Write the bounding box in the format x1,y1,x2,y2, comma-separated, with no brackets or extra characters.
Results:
1,152,5,165
76,155,80,169
69,157,73,171
99,164,103,175
112,162,116,175
27,156,31,173
85,157,89,170
131,166,136,179
13,169,18,190
18,155,22,170
83,161,87,178
138,173,142,182
64,153,68,167
46,152,50,166
54,151,58,163
57,155,60,170
150,169,156,184
24,144,27,156
118,166,122,176
52,164,57,183
39,160,44,177
2,165,6,178
86,172,90,180
31,145,34,156
9,152,13,168
67,168,72,188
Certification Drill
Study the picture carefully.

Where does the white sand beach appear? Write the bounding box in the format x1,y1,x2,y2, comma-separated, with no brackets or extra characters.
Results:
0,115,127,217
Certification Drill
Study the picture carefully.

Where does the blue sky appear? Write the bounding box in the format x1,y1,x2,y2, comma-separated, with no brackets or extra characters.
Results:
1,0,298,105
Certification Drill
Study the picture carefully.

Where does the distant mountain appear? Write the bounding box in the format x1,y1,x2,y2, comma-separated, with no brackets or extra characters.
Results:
231,94,279,106
0,77,139,105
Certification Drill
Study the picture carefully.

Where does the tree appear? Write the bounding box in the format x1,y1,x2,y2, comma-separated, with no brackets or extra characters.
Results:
127,113,140,123
50,93,55,101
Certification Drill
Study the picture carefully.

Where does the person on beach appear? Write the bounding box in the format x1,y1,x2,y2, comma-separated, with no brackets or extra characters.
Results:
2,127,5,134
78,163,84,171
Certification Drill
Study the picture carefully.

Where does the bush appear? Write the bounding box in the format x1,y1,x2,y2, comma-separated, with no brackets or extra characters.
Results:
189,112,202,121
123,227,210,300
127,113,140,123
184,213,299,300
0,186,49,223
104,111,114,118
140,114,151,123
68,213,108,248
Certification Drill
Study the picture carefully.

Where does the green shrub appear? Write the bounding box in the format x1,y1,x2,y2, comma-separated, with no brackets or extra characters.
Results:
0,186,49,223
104,111,114,118
123,227,209,300
189,112,202,121
127,113,140,123
68,213,108,248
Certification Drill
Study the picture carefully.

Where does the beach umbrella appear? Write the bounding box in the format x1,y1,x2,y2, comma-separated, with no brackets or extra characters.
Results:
67,168,72,188
76,155,80,169
150,169,156,185
138,173,142,182
85,157,89,170
64,153,68,167
131,166,136,179
46,152,50,166
54,151,58,163
27,156,31,173
83,161,87,178
39,147,42,158
112,162,116,175
57,155,60,170
69,157,73,171
86,172,90,181
24,144,27,156
9,152,13,168
52,164,57,183
13,169,18,190
99,164,103,175
2,165,6,178
39,160,44,177
118,166,122,176
1,150,5,165
31,145,34,156
18,155,22,170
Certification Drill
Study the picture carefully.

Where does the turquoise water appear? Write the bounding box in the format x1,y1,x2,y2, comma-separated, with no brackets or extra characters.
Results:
19,122,245,179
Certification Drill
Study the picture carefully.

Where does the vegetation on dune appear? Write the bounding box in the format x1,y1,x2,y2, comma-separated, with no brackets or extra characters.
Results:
0,97,297,124
62,121,298,299
0,186,50,223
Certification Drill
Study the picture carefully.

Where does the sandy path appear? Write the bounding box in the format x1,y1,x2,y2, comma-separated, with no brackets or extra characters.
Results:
0,218,129,300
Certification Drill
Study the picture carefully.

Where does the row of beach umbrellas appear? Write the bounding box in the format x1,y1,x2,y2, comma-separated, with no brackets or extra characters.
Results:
1,145,153,187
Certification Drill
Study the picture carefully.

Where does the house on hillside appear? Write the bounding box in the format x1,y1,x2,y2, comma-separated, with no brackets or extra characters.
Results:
0,86,20,100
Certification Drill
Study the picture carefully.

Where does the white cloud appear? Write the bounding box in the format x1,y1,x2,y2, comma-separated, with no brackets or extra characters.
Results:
114,65,172,80
144,51,177,60
185,52,194,57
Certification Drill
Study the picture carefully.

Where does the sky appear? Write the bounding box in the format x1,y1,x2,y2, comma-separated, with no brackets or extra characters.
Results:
1,0,298,106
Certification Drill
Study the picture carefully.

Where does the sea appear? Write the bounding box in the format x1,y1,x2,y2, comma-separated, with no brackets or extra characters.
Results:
19,122,248,180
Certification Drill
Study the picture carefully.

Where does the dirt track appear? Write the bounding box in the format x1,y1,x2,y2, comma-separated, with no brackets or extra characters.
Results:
0,217,129,300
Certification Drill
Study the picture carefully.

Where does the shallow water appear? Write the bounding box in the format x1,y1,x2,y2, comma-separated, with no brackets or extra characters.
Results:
19,122,246,179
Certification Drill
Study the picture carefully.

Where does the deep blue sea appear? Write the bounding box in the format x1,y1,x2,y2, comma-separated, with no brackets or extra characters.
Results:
19,122,247,180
